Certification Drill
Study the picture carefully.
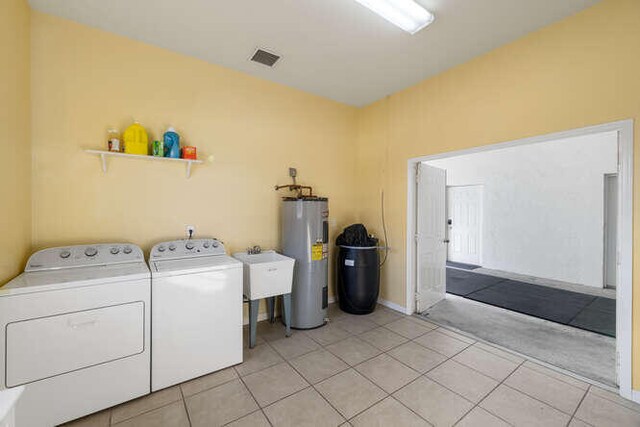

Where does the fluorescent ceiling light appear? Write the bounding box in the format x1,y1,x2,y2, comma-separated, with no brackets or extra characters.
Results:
353,0,434,34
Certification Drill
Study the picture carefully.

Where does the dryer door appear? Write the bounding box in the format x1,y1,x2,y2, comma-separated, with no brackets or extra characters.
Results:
6,302,144,387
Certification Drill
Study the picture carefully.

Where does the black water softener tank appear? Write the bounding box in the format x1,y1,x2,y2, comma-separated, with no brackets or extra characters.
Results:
336,224,380,314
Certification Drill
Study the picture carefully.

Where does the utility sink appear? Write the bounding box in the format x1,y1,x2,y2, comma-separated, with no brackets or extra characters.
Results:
232,251,295,300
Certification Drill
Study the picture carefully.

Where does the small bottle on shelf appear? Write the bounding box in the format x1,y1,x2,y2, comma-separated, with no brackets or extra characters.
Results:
107,128,121,152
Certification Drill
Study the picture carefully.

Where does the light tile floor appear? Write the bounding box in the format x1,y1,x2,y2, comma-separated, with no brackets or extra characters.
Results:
64,304,640,427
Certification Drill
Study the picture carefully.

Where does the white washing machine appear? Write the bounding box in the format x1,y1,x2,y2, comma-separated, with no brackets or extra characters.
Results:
149,238,243,391
0,244,151,427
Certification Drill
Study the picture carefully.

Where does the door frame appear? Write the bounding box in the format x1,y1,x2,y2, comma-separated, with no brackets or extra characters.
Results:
603,173,618,289
446,185,484,266
405,119,634,401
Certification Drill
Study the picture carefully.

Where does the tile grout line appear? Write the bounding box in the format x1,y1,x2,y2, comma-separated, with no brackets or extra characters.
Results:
178,385,193,427
245,340,327,414
519,362,591,391
383,358,453,426
109,394,183,425
410,336,473,359
498,382,587,421
233,362,275,427
568,385,595,427
454,359,527,426
324,338,384,367
282,350,354,424
498,367,591,417
435,355,502,385
219,409,269,427
464,341,525,365
386,395,435,427
585,387,640,413
178,369,239,400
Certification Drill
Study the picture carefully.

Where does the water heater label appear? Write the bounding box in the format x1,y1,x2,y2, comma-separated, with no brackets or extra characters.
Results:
345,259,355,267
311,243,323,261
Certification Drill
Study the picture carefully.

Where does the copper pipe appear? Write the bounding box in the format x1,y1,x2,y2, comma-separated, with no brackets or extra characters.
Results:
274,184,314,198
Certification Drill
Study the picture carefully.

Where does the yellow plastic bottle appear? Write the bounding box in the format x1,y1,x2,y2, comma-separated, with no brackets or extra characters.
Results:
123,121,149,155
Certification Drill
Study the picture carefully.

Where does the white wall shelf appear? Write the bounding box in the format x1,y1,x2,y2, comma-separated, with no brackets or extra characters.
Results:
85,150,203,178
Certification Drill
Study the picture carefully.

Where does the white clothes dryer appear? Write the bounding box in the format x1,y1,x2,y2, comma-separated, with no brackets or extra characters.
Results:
0,244,151,427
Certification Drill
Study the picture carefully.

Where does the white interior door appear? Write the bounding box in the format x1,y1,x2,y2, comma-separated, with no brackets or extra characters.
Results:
447,185,483,265
416,163,447,312
604,174,618,289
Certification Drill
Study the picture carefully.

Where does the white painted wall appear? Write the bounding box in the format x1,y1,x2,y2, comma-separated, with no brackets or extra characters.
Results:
428,131,618,288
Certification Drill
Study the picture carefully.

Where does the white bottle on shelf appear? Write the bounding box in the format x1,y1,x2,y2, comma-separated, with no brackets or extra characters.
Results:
107,128,121,152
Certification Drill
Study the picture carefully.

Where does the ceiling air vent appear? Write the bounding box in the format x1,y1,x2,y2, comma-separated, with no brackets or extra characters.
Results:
250,49,280,67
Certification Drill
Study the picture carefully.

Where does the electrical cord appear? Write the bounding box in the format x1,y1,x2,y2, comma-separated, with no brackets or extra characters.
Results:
380,190,389,267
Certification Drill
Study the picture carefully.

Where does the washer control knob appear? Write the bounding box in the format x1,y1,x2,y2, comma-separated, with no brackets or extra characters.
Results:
185,242,195,250
84,247,98,257
123,246,132,254
169,244,176,251
110,247,120,255
158,245,166,252
212,241,219,248
203,241,210,248
60,250,71,259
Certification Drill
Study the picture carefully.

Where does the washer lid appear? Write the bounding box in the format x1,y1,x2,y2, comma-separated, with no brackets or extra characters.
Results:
151,255,242,278
0,262,150,297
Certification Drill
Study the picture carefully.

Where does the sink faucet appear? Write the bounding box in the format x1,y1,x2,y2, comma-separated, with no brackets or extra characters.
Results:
247,245,262,255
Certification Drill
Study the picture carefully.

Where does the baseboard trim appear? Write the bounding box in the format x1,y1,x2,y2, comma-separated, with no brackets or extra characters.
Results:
377,298,411,315
632,390,640,404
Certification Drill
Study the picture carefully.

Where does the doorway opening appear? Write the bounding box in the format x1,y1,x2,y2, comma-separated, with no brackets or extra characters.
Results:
406,120,634,400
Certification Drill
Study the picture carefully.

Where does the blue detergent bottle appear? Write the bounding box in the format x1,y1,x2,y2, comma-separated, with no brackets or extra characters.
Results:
163,127,180,158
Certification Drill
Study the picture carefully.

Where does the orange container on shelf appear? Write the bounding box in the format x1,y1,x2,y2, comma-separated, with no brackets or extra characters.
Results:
182,146,197,160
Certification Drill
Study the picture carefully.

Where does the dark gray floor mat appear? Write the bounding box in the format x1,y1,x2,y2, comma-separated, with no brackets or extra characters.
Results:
446,268,507,296
569,297,616,337
446,261,481,270
446,270,615,337
466,280,596,324
586,296,616,313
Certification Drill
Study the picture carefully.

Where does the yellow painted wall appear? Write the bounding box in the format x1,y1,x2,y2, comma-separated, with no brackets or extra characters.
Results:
0,0,31,284
355,0,640,386
30,12,358,307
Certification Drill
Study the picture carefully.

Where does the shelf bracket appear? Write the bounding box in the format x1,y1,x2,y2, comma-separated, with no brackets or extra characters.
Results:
186,161,192,179
100,153,107,173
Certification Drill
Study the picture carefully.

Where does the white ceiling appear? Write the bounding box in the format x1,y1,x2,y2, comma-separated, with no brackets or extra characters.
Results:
29,0,599,106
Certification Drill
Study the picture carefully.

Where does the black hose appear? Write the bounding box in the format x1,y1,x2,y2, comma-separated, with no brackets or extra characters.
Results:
380,190,389,267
